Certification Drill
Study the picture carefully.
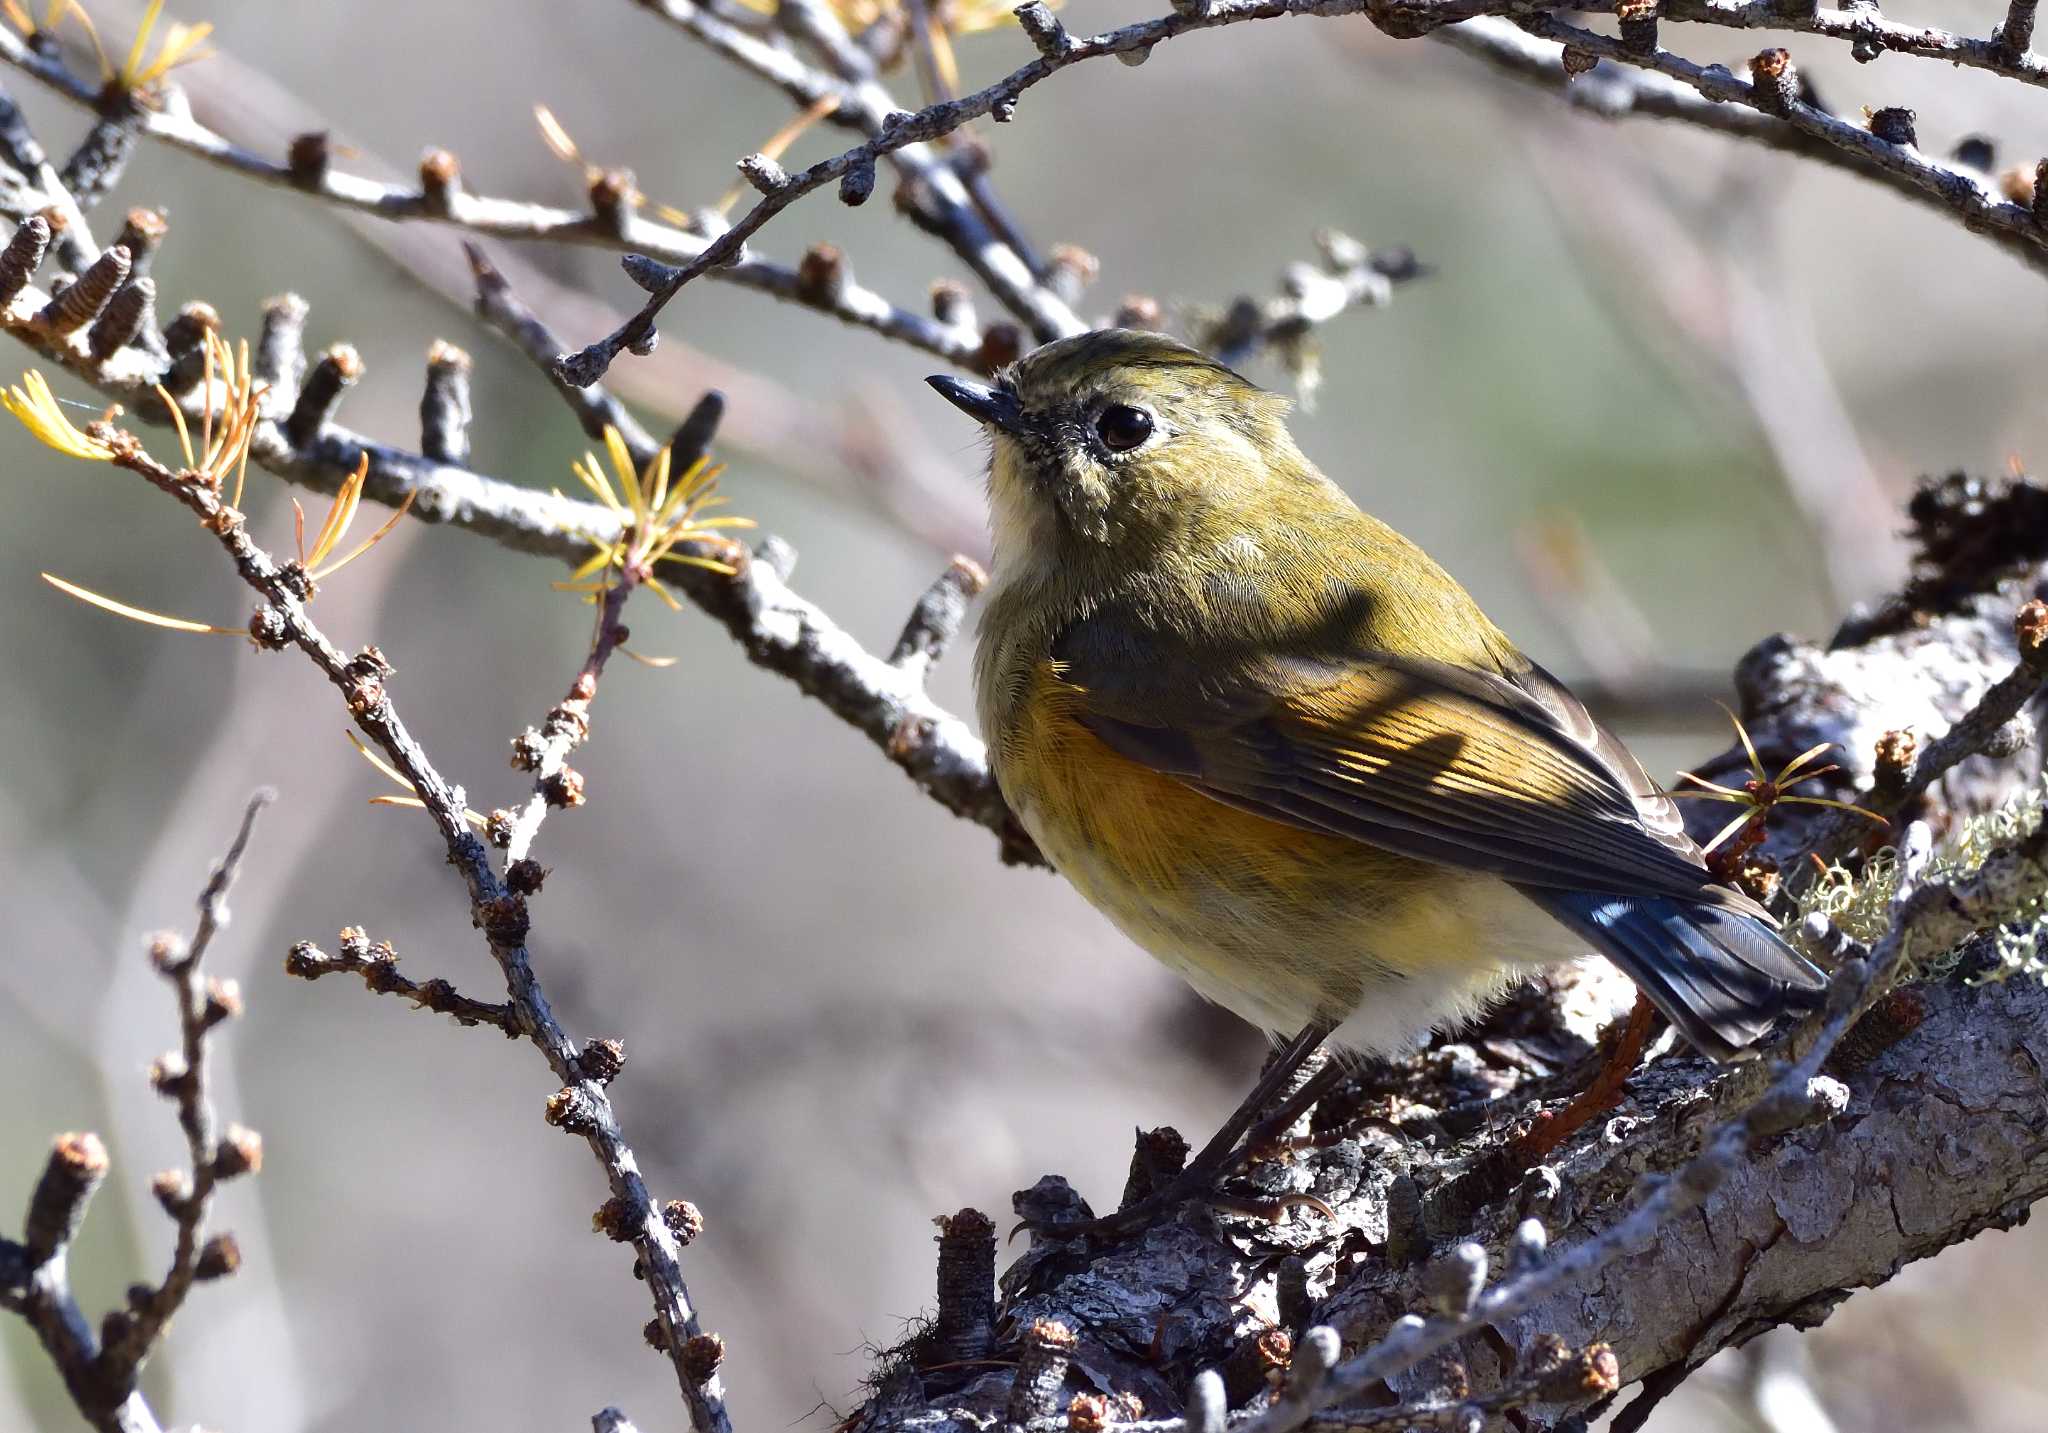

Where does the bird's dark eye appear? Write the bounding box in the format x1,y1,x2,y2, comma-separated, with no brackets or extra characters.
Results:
1094,405,1153,453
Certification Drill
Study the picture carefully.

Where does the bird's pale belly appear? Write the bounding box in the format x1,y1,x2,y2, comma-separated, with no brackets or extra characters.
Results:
996,674,1586,1053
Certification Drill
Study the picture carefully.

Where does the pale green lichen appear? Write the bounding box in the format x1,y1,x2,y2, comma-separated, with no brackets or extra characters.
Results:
1796,778,2048,985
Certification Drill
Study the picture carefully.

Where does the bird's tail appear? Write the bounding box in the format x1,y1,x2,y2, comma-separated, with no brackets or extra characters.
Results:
1519,889,1827,1061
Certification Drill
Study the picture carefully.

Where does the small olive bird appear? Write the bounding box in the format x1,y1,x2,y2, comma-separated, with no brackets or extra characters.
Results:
929,331,1822,1225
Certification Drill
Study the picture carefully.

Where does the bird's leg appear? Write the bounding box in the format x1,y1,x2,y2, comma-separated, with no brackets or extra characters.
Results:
1510,991,1656,1165
1025,1020,1338,1242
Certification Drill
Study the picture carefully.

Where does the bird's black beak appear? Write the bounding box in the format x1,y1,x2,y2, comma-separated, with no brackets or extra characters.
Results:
926,374,1023,434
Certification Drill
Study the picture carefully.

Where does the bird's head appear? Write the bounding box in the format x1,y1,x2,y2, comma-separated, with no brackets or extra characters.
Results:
927,330,1314,573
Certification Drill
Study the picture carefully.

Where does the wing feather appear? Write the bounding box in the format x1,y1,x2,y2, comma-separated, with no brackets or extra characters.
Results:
1059,629,1747,911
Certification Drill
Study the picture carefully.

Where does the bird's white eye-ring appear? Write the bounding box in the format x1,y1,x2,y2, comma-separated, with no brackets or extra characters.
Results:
1094,404,1153,453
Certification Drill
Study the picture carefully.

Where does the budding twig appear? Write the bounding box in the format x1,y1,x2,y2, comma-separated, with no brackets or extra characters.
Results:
73,431,734,1433
286,930,520,1035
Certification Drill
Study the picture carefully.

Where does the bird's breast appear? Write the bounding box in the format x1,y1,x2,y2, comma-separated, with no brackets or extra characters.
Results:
987,661,1564,1042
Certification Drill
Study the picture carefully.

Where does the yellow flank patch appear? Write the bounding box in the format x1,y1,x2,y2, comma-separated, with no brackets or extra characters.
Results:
994,662,1528,1031
1004,665,1327,894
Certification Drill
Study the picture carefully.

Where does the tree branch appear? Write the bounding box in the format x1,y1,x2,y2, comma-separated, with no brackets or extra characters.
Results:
1437,14,2048,279
285,928,521,1035
2,795,273,1433
0,37,979,366
629,0,1080,343
554,0,1376,386
53,422,733,1432
845,481,2048,1433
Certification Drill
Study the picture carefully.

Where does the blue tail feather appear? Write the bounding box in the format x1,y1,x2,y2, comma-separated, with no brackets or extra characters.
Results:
1520,889,1826,1060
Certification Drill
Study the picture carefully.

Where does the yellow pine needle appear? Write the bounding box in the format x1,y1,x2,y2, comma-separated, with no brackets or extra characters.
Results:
1773,741,1838,786
310,487,417,581
645,445,672,518
59,0,111,80
925,18,961,98
154,382,196,468
181,335,264,503
622,647,679,668
603,425,644,522
41,572,242,635
199,333,215,468
1676,706,1890,851
1666,784,1748,804
2,370,115,460
348,732,488,830
345,729,414,792
557,426,747,597
368,794,490,832
302,456,367,572
570,452,625,513
1781,793,1891,824
1702,807,1761,853
1716,700,1765,784
229,410,253,507
715,94,840,215
534,104,581,164
118,0,213,91
119,0,164,84
561,544,620,585
673,514,754,531
656,551,739,576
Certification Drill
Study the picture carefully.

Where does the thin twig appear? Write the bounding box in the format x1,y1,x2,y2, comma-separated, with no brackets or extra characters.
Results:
1,1136,163,1433
465,242,661,463
1438,14,2048,278
0,27,978,366
60,101,144,213
500,576,640,867
285,929,520,1035
630,0,1071,337
81,430,733,1433
0,794,273,1433
1640,1,2048,88
97,791,273,1385
1203,232,1427,374
555,0,1379,385
1999,1,2041,60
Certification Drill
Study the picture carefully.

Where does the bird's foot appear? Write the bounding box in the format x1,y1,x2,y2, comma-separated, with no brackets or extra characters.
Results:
1509,991,1656,1166
1013,1030,1353,1245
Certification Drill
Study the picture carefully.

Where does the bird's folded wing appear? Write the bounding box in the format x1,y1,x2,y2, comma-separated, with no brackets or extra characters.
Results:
1053,636,1732,906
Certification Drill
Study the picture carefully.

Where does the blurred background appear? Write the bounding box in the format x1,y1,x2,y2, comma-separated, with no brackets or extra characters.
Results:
4,2,2047,1429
